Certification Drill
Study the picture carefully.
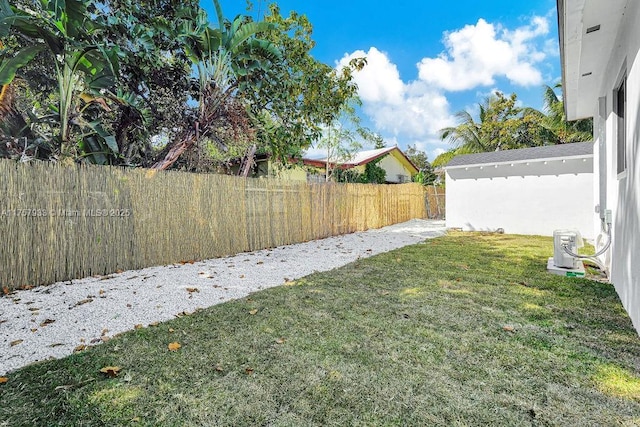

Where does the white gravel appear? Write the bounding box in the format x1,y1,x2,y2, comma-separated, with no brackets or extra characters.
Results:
0,219,445,376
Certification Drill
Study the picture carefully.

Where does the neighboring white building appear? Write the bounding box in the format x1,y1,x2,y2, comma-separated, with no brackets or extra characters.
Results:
558,0,640,333
445,142,595,238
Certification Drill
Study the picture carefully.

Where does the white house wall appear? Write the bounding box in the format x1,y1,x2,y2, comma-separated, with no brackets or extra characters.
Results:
446,158,594,238
379,155,412,183
593,0,640,332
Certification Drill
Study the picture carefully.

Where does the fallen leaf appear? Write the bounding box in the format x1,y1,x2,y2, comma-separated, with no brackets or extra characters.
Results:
74,298,93,307
168,342,181,351
101,336,110,342
115,269,124,274
2,286,9,295
101,329,109,336
74,345,86,352
245,367,254,375
49,343,64,347
28,307,40,312
239,275,245,279
99,289,105,295
40,319,55,326
503,325,515,333
214,364,224,372
149,322,159,327
99,366,121,377
249,309,258,315
168,328,175,333
0,377,8,384
275,337,285,344
10,339,23,347
186,287,199,293
30,328,37,333
134,324,143,329
256,261,264,265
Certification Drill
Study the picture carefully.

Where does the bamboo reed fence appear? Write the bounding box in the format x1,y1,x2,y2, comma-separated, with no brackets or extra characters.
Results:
0,160,437,291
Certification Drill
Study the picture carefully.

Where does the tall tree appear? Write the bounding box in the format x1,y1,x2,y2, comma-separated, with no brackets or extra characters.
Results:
405,144,437,185
315,98,363,182
150,0,280,170
241,5,366,164
541,84,592,144
439,92,543,154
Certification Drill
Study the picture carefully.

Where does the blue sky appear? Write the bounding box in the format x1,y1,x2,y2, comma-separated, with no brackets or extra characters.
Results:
208,0,561,160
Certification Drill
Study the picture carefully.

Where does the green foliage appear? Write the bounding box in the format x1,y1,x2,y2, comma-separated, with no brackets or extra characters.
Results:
541,83,593,144
0,0,364,170
440,92,545,154
362,161,386,184
431,150,457,168
439,86,594,160
245,5,366,163
0,0,129,163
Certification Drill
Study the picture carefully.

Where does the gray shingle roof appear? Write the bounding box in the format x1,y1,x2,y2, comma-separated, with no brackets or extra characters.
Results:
445,142,593,168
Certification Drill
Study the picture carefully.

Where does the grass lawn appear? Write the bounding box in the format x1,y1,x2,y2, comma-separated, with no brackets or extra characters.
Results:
1,232,640,426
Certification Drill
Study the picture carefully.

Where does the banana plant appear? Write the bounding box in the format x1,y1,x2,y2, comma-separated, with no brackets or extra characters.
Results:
0,0,122,163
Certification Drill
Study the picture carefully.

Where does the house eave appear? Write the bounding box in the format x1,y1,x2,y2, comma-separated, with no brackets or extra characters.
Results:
445,154,593,171
557,0,628,121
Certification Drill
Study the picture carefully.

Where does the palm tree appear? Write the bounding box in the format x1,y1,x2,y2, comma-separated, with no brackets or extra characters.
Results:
541,84,592,143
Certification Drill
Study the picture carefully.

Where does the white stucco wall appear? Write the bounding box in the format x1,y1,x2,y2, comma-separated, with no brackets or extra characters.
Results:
379,155,412,183
592,0,640,332
445,157,594,239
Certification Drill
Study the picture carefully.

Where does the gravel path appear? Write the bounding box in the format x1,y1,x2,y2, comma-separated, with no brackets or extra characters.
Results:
1,219,445,375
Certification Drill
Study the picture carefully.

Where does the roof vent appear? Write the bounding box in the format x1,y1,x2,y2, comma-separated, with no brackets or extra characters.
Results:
586,24,601,34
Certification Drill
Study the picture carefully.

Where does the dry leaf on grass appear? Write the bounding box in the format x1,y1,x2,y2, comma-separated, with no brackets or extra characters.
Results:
168,342,181,351
0,377,8,384
503,325,516,332
74,345,86,353
100,366,121,377
245,368,254,375
275,338,286,344
249,309,258,315
214,364,224,372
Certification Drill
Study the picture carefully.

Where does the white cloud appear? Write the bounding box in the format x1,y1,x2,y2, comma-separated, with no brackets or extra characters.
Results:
337,47,404,105
417,16,549,91
336,48,457,152
334,16,553,157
